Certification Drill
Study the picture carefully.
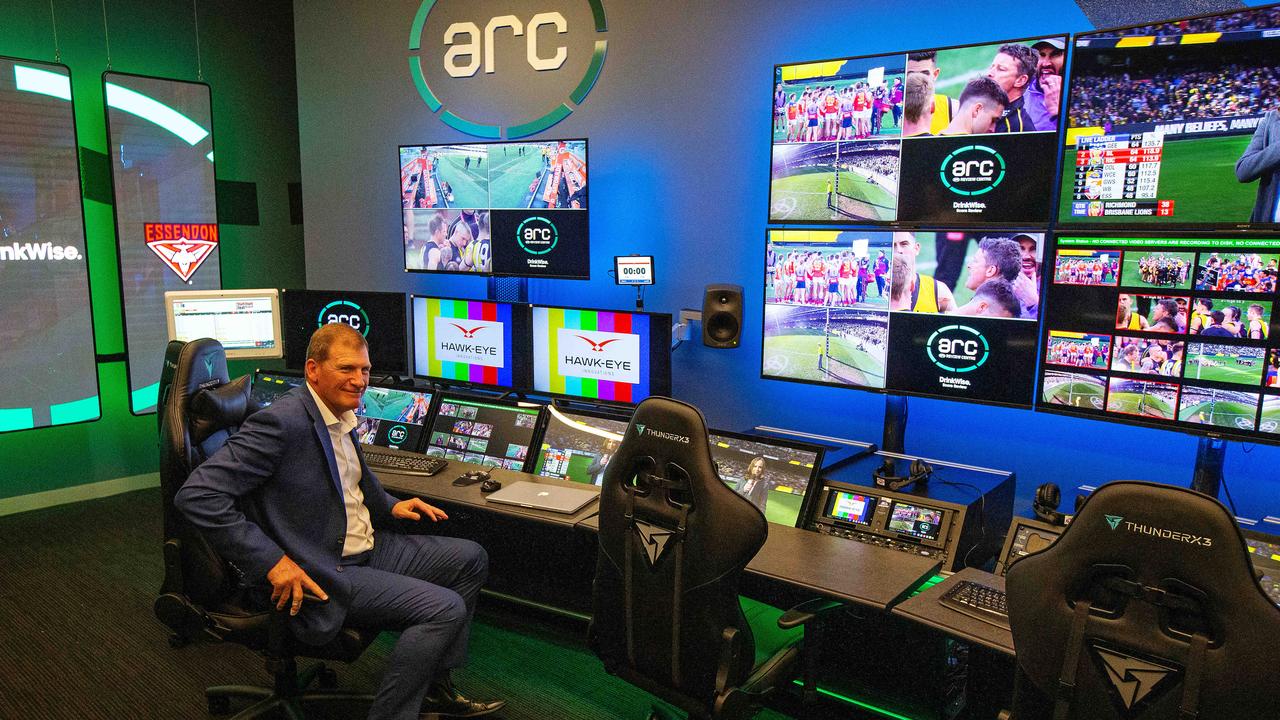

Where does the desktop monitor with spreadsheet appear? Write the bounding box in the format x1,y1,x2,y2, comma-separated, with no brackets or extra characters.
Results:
533,406,631,485
424,394,544,470
707,430,824,527
250,369,304,408
164,289,282,359
355,384,435,452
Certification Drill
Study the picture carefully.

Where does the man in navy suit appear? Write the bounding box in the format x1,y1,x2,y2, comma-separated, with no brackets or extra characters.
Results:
176,324,504,719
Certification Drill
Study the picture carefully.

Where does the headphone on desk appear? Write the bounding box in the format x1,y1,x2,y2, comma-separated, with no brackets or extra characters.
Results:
872,458,933,491
1033,482,1067,526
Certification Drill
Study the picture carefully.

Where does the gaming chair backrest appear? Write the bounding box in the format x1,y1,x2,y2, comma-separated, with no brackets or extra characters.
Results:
591,397,768,703
158,338,255,606
1006,480,1280,719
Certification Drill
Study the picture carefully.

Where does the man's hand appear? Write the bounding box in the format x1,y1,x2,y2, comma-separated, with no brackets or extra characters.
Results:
392,497,448,522
267,555,327,616
1041,74,1062,117
1013,272,1040,308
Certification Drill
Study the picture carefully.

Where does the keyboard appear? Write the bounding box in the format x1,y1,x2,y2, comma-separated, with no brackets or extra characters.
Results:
938,580,1009,629
363,450,448,477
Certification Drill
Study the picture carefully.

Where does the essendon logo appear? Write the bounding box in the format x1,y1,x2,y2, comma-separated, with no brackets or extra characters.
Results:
576,335,619,352
144,222,218,281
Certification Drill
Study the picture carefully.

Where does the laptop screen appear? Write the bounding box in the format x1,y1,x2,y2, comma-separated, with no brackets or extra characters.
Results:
425,395,543,470
355,384,435,451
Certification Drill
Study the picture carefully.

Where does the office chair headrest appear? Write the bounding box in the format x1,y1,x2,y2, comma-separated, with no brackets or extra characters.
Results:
190,376,254,447
1007,480,1280,715
171,338,230,407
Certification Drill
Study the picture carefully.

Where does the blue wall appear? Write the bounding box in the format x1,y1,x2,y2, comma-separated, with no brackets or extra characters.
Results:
294,1,1279,522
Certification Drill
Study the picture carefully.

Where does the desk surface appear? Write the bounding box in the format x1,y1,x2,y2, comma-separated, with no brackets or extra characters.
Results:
892,567,1013,656
381,461,940,611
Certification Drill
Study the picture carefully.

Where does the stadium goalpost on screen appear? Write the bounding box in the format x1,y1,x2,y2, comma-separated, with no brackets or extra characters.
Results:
829,143,893,220
813,308,884,385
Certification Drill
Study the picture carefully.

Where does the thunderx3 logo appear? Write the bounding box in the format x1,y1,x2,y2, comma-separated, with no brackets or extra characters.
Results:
1091,644,1180,715
202,356,216,379
939,145,1006,196
633,519,675,566
318,299,371,337
408,0,608,138
1105,514,1124,530
926,325,990,373
632,423,690,444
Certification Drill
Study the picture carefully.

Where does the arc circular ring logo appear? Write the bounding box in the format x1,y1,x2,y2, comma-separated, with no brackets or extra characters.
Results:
388,425,409,445
517,216,559,255
926,325,990,373
939,145,1006,196
407,0,608,139
318,300,371,337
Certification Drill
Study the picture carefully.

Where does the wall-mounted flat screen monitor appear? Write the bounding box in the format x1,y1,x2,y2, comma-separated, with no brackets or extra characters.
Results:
770,34,1067,227
250,369,304,408
400,139,589,278
424,394,544,470
531,305,673,405
355,384,435,452
764,229,1043,406
708,430,824,528
282,289,408,374
1059,6,1280,228
165,289,282,359
411,295,531,390
1038,233,1280,443
0,57,100,433
532,406,630,485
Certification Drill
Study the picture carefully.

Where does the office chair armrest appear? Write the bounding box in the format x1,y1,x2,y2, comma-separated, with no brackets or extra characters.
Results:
777,598,843,630
266,592,330,655
713,626,743,699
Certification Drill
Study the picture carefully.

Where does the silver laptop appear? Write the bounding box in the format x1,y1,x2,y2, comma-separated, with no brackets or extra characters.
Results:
484,480,599,514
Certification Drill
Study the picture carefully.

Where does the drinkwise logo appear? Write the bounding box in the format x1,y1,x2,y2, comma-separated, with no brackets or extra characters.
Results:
0,242,82,262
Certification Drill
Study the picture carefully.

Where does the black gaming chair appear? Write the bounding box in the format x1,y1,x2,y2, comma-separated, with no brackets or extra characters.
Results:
590,397,834,720
1004,480,1280,720
154,338,376,718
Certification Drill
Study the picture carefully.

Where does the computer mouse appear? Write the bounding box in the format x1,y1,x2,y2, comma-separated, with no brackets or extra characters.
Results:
480,479,502,493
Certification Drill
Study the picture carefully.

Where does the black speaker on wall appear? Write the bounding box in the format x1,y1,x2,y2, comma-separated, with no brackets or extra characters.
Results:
702,283,743,348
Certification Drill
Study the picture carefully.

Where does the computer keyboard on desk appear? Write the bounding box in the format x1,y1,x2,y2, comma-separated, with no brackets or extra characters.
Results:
938,579,1009,629
363,451,448,477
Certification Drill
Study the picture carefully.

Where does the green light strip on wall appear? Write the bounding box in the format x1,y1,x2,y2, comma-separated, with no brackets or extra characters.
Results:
14,65,72,101
0,408,36,432
49,396,101,425
105,83,209,145
791,680,918,720
131,382,160,412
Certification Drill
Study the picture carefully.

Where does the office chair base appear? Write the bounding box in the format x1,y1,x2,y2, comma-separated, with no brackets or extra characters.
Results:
645,705,683,720
207,660,374,719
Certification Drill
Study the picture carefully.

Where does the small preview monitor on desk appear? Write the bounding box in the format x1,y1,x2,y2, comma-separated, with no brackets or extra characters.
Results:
251,369,304,408
355,384,435,452
282,289,408,374
994,516,1064,576
424,394,544,470
707,430,824,527
531,304,673,405
533,406,631,485
165,288,282,359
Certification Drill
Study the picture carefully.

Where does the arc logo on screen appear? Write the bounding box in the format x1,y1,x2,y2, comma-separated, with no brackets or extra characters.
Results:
318,300,371,336
939,146,1006,197
926,325,990,373
557,328,639,384
144,222,218,281
433,316,505,367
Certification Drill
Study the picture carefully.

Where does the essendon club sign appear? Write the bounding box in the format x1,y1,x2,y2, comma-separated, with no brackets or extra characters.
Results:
144,222,218,281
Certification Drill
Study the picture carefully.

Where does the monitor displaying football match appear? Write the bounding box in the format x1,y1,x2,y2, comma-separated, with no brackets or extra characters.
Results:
770,34,1067,226
764,229,1043,406
400,139,589,278
1038,233,1280,442
1060,6,1280,227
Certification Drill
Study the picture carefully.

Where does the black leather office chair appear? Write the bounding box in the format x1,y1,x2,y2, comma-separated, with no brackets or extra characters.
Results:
1004,480,1280,720
589,397,833,720
154,338,375,718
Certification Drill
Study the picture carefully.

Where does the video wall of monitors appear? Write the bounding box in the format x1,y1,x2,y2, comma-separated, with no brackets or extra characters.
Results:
764,229,1043,406
1038,234,1280,441
283,289,408,375
1059,6,1280,228
770,34,1067,227
531,305,673,405
400,139,589,279
105,72,219,414
0,57,100,433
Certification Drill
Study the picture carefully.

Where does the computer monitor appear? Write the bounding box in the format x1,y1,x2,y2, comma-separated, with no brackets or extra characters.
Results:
400,139,589,278
770,34,1067,227
355,384,435,452
250,369,304,408
1060,6,1280,228
532,406,631,485
707,430,824,528
764,229,1044,407
530,305,673,405
164,288,282,359
411,295,531,390
281,289,408,374
994,516,1064,576
1243,528,1280,608
1038,233,1280,443
424,394,544,470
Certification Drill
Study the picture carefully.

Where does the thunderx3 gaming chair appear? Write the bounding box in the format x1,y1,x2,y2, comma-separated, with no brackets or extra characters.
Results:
155,338,375,718
1005,480,1280,719
590,396,832,720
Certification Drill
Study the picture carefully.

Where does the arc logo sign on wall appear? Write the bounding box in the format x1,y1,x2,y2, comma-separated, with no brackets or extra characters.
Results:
408,0,608,139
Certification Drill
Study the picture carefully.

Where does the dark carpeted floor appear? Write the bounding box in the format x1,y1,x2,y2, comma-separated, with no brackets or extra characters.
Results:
0,489,864,720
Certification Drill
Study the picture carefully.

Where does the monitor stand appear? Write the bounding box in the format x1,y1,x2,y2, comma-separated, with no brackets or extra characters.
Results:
1190,435,1226,499
878,395,909,477
489,276,529,303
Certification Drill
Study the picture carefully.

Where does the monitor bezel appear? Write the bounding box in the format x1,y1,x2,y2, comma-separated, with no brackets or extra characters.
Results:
164,288,282,360
431,391,548,473
529,303,674,407
280,288,410,375
705,427,827,528
1056,3,1280,232
767,32,1071,230
410,294,532,393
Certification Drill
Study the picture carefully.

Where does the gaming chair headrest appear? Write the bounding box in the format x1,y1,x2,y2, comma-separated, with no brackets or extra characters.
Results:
189,376,254,447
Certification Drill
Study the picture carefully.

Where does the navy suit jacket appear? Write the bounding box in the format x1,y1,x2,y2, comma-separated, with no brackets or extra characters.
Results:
1237,110,1280,224
175,385,399,645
